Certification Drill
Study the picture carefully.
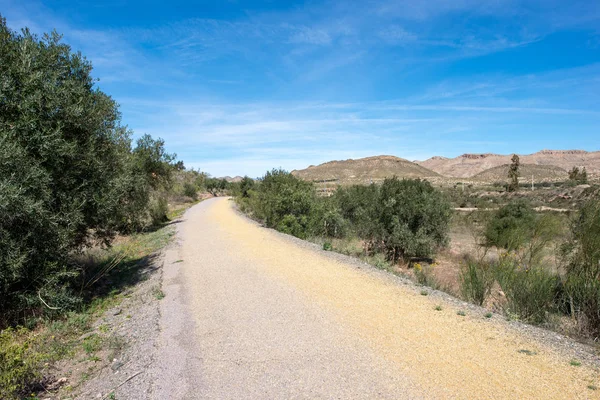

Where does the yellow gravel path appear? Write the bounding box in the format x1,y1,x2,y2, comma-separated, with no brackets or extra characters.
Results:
204,198,599,399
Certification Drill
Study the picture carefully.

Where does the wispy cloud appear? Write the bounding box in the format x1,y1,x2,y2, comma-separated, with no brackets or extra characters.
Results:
1,0,598,176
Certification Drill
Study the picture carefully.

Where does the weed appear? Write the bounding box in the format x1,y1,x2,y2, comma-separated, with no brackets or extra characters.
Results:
323,242,333,251
588,385,598,391
434,305,443,311
369,253,391,271
173,259,184,264
485,312,493,319
82,334,103,354
152,286,166,300
457,310,466,316
570,360,582,367
420,290,429,296
413,262,439,289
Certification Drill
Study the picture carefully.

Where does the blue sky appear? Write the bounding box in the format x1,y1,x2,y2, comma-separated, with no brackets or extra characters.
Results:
1,0,599,177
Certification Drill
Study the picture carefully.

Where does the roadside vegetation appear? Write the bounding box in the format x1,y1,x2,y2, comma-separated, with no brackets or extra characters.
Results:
235,167,600,342
238,169,452,263
0,18,220,398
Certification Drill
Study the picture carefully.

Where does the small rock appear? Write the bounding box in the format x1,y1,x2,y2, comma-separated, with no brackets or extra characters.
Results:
111,360,124,371
112,308,122,316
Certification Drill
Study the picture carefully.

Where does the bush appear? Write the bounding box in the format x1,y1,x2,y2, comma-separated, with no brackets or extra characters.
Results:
370,177,452,262
495,257,559,324
183,182,198,200
485,200,535,251
459,258,495,306
239,176,255,198
0,328,42,399
254,169,316,237
334,184,379,237
562,200,600,337
0,19,177,326
276,214,309,239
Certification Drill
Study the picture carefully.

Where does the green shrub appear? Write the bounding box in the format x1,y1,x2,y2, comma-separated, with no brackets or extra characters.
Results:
495,257,559,324
0,328,42,399
562,200,600,337
254,169,316,237
239,176,255,198
485,200,535,251
323,242,333,251
334,184,379,237
459,258,495,306
276,214,309,239
183,183,198,200
371,177,452,262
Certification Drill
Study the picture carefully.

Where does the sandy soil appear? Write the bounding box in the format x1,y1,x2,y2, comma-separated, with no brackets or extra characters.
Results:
153,197,600,399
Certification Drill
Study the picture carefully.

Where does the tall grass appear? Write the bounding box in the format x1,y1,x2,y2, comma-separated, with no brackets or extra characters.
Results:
459,258,495,306
495,256,559,324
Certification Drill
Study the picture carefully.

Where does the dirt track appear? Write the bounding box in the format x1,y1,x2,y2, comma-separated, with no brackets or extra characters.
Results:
152,197,600,399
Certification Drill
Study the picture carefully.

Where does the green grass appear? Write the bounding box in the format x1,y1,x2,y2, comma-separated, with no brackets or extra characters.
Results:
82,334,103,354
434,305,443,311
420,290,429,296
570,360,582,367
152,286,166,300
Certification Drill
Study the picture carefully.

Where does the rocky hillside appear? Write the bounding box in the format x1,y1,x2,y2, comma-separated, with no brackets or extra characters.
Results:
292,155,439,185
419,150,600,178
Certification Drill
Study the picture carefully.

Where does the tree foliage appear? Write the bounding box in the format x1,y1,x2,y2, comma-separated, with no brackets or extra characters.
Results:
485,200,536,251
568,166,588,184
0,18,176,325
238,171,451,261
507,154,520,192
370,178,452,262
562,200,600,336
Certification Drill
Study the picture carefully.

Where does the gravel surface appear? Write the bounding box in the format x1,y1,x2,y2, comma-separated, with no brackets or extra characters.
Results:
76,197,600,399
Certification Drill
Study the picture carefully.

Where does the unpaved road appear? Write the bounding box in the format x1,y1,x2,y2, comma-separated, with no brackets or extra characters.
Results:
151,198,600,399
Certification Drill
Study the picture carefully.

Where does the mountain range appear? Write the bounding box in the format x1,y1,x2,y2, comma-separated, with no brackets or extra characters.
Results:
291,150,600,184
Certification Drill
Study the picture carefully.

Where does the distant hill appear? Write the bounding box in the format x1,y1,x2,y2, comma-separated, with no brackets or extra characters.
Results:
473,164,568,182
221,176,244,183
292,155,439,185
419,150,600,178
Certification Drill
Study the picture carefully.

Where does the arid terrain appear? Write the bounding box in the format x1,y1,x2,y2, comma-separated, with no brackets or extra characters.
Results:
419,150,600,178
292,155,439,185
291,150,600,185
